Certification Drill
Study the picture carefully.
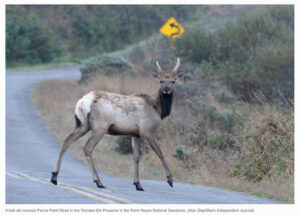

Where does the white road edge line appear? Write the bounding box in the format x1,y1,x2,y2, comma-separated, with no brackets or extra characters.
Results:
6,172,20,179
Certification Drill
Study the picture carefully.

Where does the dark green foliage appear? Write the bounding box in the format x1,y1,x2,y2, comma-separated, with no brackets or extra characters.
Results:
72,14,105,46
174,6,294,102
115,136,133,154
115,136,149,154
173,145,188,161
6,6,62,64
173,145,190,167
80,54,136,82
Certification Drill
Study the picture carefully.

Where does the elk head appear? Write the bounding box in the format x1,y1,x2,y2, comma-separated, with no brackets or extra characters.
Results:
152,58,183,95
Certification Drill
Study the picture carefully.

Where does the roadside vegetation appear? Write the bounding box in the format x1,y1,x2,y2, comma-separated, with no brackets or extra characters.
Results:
29,5,294,202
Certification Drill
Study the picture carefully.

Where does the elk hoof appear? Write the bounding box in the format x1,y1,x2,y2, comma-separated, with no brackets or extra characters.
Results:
167,175,173,187
133,182,144,191
94,180,106,188
51,172,58,185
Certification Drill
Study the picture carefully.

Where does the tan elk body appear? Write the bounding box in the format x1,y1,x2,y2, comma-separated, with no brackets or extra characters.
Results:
51,58,183,191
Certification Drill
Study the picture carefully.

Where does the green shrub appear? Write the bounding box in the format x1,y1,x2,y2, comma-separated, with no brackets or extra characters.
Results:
115,136,132,154
173,145,188,161
6,6,62,64
203,104,238,131
174,6,294,102
209,133,234,150
215,111,235,130
80,54,136,82
114,135,149,154
206,104,218,114
173,145,191,167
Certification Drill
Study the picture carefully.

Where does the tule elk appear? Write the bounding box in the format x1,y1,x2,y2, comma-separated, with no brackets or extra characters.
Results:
51,58,183,191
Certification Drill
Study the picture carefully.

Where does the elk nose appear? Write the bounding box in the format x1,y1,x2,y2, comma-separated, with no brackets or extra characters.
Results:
163,86,172,94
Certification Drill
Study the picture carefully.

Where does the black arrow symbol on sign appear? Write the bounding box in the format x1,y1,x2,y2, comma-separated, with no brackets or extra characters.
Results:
170,23,181,38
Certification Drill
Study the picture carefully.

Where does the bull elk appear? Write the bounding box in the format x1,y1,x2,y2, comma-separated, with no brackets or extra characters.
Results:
51,58,183,191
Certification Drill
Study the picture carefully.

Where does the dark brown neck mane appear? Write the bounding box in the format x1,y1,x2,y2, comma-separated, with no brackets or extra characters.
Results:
157,90,173,120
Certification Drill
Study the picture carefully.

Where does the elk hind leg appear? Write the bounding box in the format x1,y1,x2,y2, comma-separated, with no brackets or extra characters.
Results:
132,137,144,191
51,118,89,185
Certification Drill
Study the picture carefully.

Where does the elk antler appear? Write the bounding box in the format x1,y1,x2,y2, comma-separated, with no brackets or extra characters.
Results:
156,61,164,75
172,58,180,74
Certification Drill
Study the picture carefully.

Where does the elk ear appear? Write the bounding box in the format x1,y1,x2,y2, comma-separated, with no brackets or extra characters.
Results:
152,70,161,79
176,70,184,79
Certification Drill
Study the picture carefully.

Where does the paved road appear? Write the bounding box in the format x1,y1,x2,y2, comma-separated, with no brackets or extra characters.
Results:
6,66,279,204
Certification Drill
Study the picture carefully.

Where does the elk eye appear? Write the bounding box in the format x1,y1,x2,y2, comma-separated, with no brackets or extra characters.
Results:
171,80,175,84
160,80,164,83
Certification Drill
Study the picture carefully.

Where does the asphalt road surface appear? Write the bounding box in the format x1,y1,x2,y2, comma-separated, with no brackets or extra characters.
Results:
6,65,280,204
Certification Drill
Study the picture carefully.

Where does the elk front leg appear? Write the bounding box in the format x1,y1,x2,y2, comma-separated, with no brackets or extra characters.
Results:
132,137,144,191
144,136,173,187
83,130,105,188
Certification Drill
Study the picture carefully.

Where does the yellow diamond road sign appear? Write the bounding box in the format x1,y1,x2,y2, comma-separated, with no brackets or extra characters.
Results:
159,17,185,38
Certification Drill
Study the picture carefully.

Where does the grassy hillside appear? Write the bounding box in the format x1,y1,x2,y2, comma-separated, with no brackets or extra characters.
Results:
30,5,294,203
